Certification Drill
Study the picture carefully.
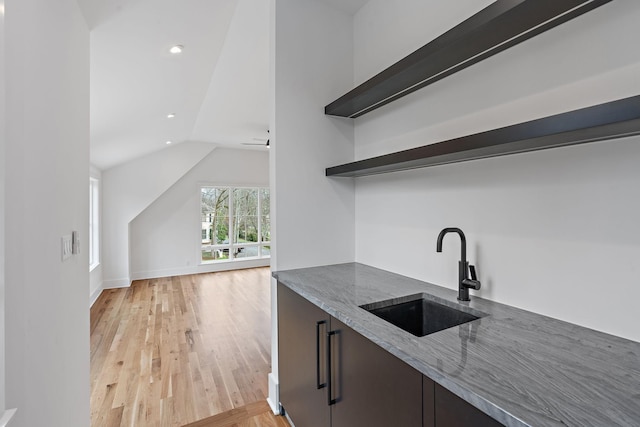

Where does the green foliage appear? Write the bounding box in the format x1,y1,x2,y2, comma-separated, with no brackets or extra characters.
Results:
216,222,228,242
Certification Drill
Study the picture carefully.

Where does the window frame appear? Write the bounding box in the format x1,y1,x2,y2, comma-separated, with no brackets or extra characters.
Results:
89,177,100,271
199,185,270,264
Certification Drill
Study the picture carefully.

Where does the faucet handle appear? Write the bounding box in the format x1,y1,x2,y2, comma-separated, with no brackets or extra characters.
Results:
461,265,481,290
469,264,478,281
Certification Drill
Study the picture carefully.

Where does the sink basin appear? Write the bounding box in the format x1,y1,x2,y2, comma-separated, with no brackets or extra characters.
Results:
360,294,485,337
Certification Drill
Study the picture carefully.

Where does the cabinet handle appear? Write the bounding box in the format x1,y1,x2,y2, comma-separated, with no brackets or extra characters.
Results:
316,320,327,389
327,330,337,406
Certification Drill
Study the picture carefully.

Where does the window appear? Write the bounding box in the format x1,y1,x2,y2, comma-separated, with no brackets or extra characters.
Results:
89,177,100,269
201,186,270,262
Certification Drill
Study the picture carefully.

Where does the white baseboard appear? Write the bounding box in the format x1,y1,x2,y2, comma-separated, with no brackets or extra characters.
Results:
102,277,131,289
0,408,17,427
130,258,270,281
89,283,104,307
267,372,280,415
90,278,131,307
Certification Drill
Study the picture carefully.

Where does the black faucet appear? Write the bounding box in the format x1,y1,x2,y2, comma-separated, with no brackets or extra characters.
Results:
436,227,481,302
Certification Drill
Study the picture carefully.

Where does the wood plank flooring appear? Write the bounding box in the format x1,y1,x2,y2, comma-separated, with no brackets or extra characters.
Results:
182,400,289,427
90,267,284,427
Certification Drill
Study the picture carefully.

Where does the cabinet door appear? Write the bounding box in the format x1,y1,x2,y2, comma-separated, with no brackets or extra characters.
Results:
435,383,504,427
424,376,435,427
278,283,330,427
330,317,422,427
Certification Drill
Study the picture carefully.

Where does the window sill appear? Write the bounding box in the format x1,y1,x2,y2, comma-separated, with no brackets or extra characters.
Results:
199,256,270,266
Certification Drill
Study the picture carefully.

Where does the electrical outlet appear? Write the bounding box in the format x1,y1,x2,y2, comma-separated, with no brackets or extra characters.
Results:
62,235,72,261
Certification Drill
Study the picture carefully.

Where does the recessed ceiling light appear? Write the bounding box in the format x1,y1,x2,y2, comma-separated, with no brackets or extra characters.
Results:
166,140,172,145
167,113,176,119
169,45,184,54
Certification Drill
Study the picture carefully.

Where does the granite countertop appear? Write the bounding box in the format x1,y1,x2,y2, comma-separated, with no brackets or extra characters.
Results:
273,263,640,427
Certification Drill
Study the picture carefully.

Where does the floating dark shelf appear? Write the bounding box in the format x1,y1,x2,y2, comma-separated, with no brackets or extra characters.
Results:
324,0,611,118
326,95,640,177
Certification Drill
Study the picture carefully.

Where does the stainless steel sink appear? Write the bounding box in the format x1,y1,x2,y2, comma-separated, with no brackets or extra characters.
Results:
360,293,485,337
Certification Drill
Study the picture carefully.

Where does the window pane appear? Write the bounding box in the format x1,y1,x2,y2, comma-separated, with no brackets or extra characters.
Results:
201,187,230,262
201,187,229,244
201,246,230,261
260,188,270,243
233,246,258,259
233,188,258,244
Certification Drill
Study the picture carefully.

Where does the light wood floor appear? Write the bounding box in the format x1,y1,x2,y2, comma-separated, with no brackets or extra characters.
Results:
90,267,285,427
182,400,289,427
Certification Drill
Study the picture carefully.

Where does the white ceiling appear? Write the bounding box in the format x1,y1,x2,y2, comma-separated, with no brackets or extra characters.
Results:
318,0,369,15
79,0,368,170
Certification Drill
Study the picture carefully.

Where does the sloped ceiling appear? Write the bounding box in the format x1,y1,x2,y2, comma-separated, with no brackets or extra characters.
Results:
79,0,368,170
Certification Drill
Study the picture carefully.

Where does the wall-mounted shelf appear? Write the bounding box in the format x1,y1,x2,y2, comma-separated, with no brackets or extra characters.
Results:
324,0,611,119
326,95,640,177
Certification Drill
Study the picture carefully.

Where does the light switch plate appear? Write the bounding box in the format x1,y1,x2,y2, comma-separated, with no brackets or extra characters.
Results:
72,230,80,254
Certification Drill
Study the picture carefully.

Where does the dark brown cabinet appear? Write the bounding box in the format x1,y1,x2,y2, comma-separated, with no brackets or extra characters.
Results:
278,283,331,427
432,381,504,427
278,283,422,427
423,376,435,427
331,316,422,427
278,282,504,427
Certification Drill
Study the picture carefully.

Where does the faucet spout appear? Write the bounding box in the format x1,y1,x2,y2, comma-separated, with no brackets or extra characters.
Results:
436,227,466,264
436,227,480,302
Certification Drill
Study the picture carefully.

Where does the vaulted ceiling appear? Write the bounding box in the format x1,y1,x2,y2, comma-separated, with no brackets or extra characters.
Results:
78,0,369,170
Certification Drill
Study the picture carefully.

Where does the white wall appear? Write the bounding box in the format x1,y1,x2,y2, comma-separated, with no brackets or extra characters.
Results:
267,0,277,412
271,0,355,272
352,0,640,342
89,164,103,305
4,0,90,425
0,0,6,417
129,147,269,279
269,0,356,413
101,141,215,287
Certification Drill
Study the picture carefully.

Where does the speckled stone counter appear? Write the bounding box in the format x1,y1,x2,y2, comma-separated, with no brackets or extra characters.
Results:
273,263,640,427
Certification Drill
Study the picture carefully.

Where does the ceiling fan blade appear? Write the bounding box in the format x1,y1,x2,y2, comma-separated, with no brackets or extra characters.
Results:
242,138,269,147
243,130,270,146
